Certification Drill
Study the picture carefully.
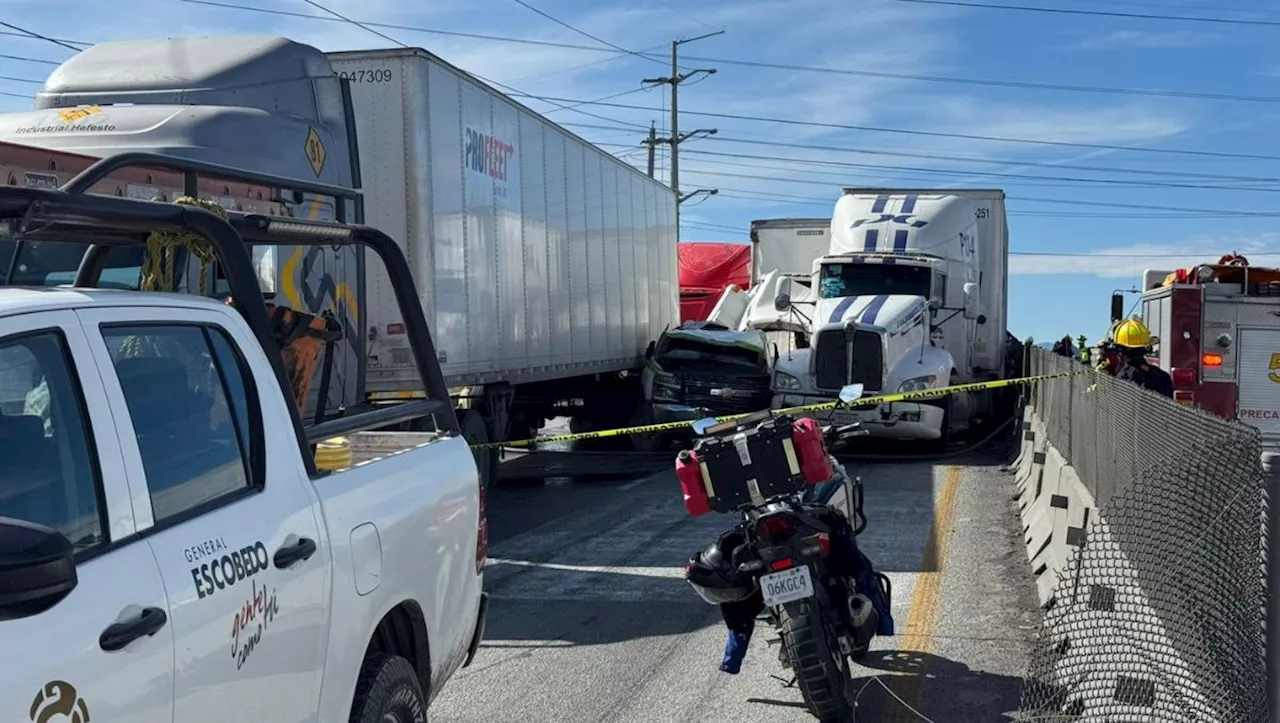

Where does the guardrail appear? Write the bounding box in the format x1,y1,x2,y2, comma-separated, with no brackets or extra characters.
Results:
1012,346,1268,722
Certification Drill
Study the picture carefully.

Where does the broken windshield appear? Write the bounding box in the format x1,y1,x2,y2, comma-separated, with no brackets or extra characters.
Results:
818,263,931,299
655,334,766,371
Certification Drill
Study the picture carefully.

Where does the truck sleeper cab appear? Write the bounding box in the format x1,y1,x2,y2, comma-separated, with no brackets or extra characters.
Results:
0,160,486,723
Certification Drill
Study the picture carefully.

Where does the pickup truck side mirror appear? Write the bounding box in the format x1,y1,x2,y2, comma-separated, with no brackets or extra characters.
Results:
962,282,981,321
0,517,77,619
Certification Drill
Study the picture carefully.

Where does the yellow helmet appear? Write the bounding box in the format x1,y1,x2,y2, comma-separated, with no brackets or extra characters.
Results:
1112,318,1152,349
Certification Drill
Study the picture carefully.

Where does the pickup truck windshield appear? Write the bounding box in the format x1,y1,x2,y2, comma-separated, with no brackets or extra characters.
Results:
818,263,931,299
655,336,765,371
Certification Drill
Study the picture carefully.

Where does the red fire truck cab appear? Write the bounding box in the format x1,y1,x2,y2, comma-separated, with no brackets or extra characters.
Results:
1139,255,1280,444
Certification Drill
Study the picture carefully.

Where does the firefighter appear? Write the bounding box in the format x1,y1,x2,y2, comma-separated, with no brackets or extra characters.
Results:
1110,318,1173,398
1094,321,1124,376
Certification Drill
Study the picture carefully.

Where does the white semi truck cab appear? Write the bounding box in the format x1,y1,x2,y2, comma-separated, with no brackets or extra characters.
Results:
770,189,1009,445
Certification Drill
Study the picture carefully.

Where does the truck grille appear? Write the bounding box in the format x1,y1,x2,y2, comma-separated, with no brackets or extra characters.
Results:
681,371,771,414
813,330,883,391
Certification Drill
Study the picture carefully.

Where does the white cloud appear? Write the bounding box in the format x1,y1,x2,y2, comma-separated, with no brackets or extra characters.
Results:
1074,29,1223,50
1010,235,1280,278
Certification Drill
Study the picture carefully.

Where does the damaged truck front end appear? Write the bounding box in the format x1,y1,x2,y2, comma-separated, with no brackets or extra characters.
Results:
643,321,773,429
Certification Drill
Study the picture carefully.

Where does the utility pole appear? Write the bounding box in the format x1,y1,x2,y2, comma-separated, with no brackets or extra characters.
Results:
643,122,657,178
643,30,722,202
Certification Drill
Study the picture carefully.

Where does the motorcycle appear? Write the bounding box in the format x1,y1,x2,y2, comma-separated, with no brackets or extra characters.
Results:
678,385,894,722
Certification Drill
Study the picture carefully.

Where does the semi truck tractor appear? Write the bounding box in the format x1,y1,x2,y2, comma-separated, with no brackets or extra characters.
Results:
770,189,1009,446
0,36,679,482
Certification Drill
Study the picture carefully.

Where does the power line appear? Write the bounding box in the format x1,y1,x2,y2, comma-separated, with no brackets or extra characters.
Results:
3,3,660,134
177,0,610,54
0,21,82,52
648,0,724,33
669,54,1280,105
505,42,669,84
886,0,1280,26
664,147,1280,193
542,86,657,115
519,95,1280,162
713,185,1280,218
666,152,1200,191
148,1,1280,106
509,0,669,69
565,121,1279,176
680,170,1280,217
0,53,58,65
676,219,1280,257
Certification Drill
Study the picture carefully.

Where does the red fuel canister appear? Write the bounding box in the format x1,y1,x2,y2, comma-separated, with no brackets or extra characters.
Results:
791,417,834,484
676,449,712,516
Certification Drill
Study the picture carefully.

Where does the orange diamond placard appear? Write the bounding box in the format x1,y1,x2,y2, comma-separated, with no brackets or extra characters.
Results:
304,127,327,176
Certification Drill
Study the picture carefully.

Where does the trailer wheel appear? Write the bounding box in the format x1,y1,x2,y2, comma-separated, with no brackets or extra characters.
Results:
461,409,496,489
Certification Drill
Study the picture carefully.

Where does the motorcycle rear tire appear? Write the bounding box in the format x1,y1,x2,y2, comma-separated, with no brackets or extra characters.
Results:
780,600,854,722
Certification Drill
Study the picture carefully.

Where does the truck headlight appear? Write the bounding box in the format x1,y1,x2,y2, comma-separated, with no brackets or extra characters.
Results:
773,371,802,391
652,372,681,403
899,375,937,392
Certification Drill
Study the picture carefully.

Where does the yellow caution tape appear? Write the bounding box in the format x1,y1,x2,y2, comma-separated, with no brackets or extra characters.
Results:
468,371,1078,450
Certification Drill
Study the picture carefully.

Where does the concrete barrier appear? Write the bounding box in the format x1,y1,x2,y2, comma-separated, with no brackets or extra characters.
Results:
1012,397,1216,719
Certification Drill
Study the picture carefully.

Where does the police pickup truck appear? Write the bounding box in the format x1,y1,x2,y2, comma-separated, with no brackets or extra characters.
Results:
0,162,487,723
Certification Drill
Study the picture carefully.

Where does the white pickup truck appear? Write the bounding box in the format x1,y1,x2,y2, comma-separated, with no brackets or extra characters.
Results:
0,160,486,723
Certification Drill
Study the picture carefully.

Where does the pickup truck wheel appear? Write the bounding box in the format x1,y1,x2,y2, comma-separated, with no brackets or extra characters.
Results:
627,406,665,452
349,653,428,723
461,409,496,489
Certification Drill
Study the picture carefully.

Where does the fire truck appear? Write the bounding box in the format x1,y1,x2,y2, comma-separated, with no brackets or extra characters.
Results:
1136,253,1280,446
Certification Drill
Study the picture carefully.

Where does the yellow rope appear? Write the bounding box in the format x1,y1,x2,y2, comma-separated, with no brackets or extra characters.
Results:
139,196,227,295
123,196,229,359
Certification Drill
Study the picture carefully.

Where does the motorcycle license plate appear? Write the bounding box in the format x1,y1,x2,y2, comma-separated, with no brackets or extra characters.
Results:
760,565,814,606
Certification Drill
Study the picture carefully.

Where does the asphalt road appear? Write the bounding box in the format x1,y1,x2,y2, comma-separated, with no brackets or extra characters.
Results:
431,447,1042,723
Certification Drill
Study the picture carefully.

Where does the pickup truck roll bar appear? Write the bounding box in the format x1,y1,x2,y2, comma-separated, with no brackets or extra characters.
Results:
0,163,459,473
58,151,453,437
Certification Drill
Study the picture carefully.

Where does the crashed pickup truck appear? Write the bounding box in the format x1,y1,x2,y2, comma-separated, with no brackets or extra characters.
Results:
642,321,773,426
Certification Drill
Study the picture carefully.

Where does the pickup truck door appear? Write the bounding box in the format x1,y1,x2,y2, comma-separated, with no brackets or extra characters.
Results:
76,305,330,723
0,310,174,723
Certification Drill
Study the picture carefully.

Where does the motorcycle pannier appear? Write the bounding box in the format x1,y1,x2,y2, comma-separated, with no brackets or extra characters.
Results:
692,416,807,513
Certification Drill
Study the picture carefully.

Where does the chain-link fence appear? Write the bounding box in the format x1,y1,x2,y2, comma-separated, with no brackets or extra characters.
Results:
1017,346,1268,722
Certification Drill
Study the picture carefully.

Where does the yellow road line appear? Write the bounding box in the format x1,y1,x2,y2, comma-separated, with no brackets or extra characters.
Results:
882,464,962,722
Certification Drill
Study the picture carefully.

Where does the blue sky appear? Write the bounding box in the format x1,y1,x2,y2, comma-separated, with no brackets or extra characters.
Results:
4,0,1280,341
